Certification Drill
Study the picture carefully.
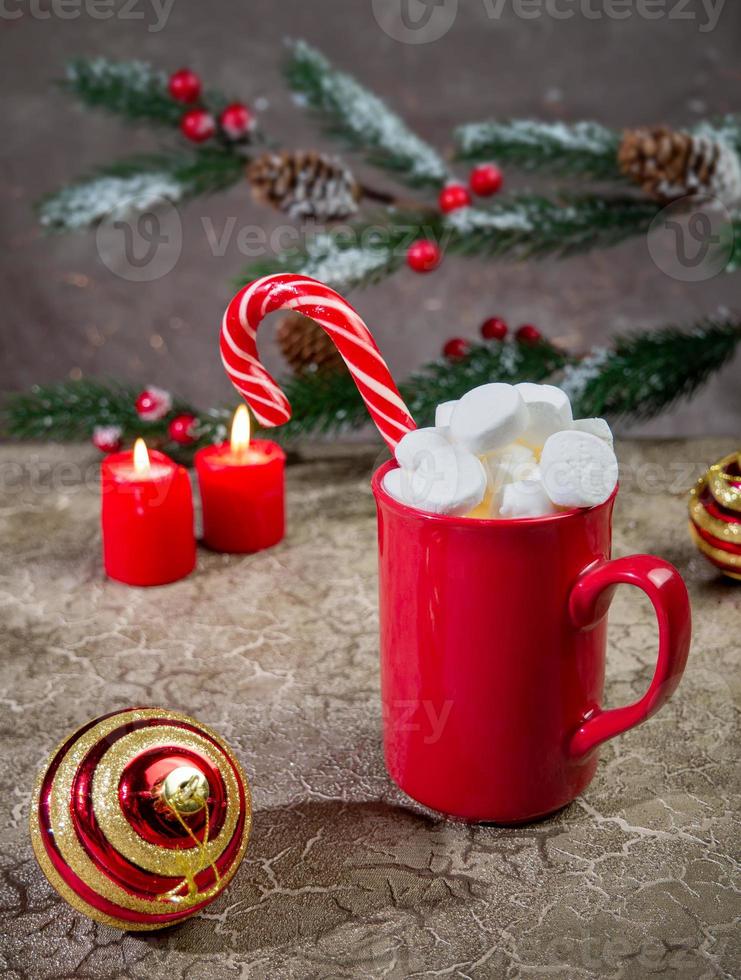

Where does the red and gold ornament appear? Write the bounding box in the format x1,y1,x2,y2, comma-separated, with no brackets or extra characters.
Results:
135,386,172,422
219,103,253,140
688,451,741,580
30,708,252,930
168,68,201,104
180,109,216,143
406,239,441,273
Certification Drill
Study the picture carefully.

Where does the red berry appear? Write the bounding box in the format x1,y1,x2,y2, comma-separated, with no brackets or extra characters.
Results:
515,324,542,345
406,239,441,273
438,183,472,213
219,103,253,140
135,386,172,422
469,163,503,197
480,316,508,340
168,413,198,446
443,338,471,361
180,108,216,143
92,425,123,454
168,69,201,104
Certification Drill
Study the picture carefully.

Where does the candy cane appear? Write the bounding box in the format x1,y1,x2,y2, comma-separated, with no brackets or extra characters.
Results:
220,273,417,452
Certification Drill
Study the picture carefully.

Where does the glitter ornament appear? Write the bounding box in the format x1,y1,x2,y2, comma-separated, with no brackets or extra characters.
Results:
30,707,252,930
688,451,741,581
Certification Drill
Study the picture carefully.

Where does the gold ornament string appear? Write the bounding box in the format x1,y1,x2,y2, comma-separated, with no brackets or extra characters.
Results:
156,771,222,907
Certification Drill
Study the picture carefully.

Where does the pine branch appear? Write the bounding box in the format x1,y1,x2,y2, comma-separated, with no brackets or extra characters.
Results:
61,57,230,125
37,148,245,231
4,379,142,440
562,314,741,420
236,211,444,292
285,39,449,190
444,195,660,260
236,195,662,293
455,120,621,179
692,115,741,155
403,340,568,426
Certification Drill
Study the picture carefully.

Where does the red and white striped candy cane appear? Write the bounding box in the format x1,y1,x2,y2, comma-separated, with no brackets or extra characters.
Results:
220,273,417,452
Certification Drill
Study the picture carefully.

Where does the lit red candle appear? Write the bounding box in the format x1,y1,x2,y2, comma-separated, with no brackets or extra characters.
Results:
195,406,286,553
101,439,196,586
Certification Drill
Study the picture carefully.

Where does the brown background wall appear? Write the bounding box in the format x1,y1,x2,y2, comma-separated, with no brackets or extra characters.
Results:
2,0,740,436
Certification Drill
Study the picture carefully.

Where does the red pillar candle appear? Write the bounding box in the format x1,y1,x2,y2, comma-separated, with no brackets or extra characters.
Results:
101,439,196,586
195,406,286,553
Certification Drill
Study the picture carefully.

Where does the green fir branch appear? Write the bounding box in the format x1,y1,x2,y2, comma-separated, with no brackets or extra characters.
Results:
236,211,444,292
37,148,245,231
455,119,621,179
61,57,231,125
444,195,660,260
237,195,660,293
285,39,449,189
562,315,741,420
402,340,568,427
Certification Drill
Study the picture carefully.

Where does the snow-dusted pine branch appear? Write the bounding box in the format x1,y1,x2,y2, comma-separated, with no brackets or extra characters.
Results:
285,40,449,189
455,119,621,178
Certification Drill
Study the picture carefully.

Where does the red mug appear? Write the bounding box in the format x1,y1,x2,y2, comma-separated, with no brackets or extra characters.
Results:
372,460,691,823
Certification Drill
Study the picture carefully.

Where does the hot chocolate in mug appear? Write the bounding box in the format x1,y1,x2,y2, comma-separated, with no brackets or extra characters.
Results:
373,461,691,823
219,273,692,824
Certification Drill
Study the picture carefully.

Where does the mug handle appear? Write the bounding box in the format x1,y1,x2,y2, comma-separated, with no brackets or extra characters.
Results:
567,554,691,759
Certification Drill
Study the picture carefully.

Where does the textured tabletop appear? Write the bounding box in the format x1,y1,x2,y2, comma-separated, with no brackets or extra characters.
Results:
0,439,738,980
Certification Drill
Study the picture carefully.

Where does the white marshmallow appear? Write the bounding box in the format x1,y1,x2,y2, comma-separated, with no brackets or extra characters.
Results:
400,444,486,516
515,383,573,452
482,444,539,509
450,383,528,454
540,430,618,508
571,417,613,446
499,478,557,519
382,467,406,504
395,426,450,471
435,400,458,428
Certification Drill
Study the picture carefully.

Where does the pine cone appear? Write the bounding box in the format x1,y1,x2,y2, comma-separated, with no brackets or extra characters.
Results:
276,312,344,376
248,150,361,221
618,125,741,207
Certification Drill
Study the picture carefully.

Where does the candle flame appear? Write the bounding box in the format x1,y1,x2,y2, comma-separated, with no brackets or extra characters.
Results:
133,438,151,475
230,405,250,455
